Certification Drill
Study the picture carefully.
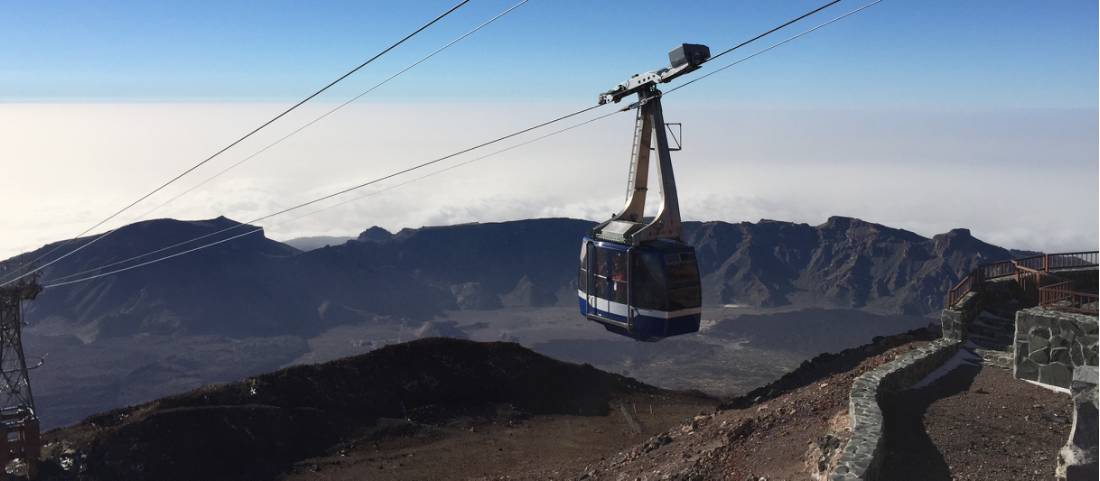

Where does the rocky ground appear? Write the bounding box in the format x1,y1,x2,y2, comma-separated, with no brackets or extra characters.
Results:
33,330,1076,481
37,338,714,481
270,330,945,481
279,392,711,481
566,334,935,481
571,340,1073,481
880,360,1072,481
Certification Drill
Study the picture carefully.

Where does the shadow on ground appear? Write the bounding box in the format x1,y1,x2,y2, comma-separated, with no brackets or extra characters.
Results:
879,361,981,480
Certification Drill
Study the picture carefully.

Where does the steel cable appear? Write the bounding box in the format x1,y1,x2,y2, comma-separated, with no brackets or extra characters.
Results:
1,0,471,287
37,0,886,288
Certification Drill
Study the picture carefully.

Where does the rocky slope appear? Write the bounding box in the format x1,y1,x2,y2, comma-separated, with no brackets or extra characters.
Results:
683,217,1011,313
40,338,700,481
8,217,304,340
4,216,1013,339
40,329,1072,481
38,332,926,481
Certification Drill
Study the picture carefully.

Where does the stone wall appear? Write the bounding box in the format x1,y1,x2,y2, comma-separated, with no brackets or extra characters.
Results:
941,292,980,341
1057,366,1098,480
1014,308,1099,389
829,339,961,481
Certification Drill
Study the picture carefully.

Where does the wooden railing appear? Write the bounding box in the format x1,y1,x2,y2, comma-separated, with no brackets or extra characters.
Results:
1038,280,1099,313
1046,251,1098,269
946,275,974,306
980,260,1017,280
945,251,1099,313
1013,264,1045,291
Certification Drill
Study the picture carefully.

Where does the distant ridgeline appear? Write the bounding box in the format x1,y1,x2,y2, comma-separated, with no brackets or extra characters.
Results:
2,216,1013,339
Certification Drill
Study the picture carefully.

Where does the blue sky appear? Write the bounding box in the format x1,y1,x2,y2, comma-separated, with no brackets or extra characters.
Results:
3,0,1097,107
0,0,1097,258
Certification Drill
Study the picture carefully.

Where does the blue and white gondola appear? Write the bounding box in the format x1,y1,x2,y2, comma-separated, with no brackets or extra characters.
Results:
577,43,710,341
577,236,701,341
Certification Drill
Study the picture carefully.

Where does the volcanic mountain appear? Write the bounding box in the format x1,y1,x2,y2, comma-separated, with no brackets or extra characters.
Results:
4,216,1013,340
682,217,1012,313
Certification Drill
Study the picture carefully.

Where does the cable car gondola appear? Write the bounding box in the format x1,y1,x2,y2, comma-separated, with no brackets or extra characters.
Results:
577,44,709,341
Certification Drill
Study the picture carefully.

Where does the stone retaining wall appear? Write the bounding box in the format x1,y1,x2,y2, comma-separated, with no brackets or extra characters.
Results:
1014,308,1098,389
1058,366,1099,480
829,339,961,481
941,292,980,341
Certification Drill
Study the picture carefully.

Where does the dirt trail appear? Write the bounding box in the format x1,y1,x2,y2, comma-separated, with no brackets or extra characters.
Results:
880,361,1072,481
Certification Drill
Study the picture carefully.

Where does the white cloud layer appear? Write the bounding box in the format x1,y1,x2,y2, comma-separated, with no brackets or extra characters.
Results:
1,101,1096,260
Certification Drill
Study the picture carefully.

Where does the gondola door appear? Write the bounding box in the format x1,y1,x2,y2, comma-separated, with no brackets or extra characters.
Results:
594,244,615,316
584,241,598,315
624,248,634,328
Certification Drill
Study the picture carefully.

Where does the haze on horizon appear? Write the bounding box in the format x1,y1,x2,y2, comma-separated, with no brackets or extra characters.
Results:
2,0,1097,260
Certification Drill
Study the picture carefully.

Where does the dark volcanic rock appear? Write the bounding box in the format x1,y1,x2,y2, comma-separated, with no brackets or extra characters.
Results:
355,218,591,305
682,216,1012,314
47,338,661,481
356,225,393,243
13,217,308,340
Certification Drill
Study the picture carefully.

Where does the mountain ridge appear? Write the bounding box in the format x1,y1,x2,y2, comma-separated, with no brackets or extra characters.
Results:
4,215,1014,340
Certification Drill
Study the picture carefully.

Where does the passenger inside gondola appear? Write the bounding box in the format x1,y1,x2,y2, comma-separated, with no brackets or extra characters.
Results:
610,255,626,282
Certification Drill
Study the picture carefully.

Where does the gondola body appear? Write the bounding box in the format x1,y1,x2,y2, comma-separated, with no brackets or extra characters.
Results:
578,43,710,341
577,236,701,341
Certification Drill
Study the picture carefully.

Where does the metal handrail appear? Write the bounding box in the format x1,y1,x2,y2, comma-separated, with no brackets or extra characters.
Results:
1038,281,1099,314
944,251,1099,312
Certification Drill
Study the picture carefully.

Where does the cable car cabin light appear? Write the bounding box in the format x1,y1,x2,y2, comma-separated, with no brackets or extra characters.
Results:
578,44,708,341
578,237,702,342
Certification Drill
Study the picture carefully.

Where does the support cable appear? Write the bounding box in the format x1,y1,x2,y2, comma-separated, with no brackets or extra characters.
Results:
37,0,886,288
42,107,627,288
40,103,608,286
705,0,841,63
1,0,470,287
129,0,531,225
666,1,883,97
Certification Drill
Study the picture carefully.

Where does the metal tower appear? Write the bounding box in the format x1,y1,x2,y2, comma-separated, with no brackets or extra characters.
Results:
0,280,42,474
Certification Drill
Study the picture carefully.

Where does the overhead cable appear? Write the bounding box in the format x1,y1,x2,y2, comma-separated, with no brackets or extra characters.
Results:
129,0,532,225
665,1,883,97
38,0,886,288
43,108,628,288
41,103,611,286
1,0,470,287
705,0,842,63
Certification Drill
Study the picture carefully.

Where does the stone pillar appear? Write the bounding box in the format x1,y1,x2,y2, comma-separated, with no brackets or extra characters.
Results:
1057,366,1098,480
941,292,980,341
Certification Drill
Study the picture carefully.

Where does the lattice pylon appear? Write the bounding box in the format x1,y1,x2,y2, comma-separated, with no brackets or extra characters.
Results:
0,281,42,477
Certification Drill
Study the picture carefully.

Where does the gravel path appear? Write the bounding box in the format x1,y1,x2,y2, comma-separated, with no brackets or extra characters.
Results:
880,357,1072,481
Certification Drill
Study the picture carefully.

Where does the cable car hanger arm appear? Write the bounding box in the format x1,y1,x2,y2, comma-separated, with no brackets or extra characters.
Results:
590,44,710,245
598,44,711,105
